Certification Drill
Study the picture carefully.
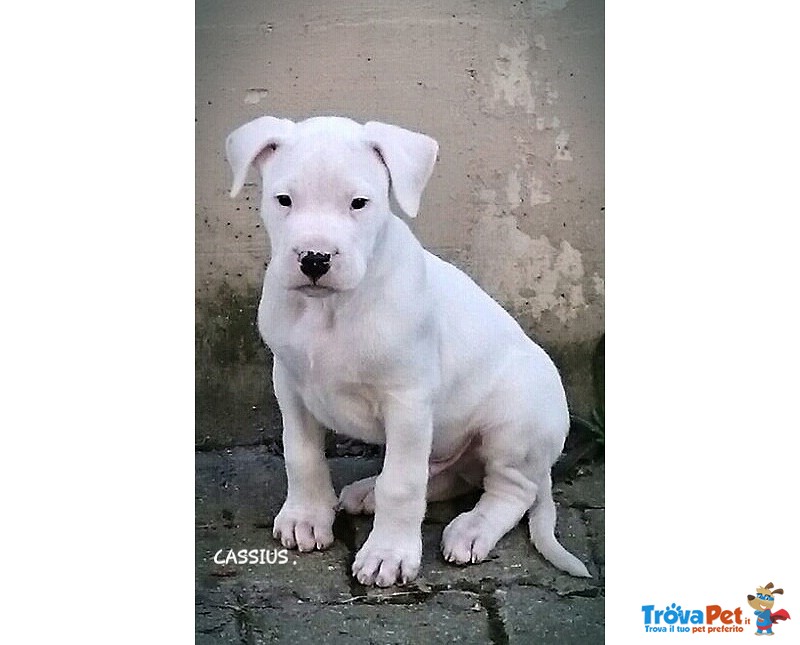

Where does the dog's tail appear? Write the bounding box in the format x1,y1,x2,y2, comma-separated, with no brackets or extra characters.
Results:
527,472,592,577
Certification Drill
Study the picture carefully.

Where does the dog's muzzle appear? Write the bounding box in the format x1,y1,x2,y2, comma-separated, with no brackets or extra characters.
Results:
299,251,331,284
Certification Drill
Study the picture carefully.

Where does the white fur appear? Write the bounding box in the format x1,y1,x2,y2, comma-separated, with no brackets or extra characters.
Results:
226,116,591,586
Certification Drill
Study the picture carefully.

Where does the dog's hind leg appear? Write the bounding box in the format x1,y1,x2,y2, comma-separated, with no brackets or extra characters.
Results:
426,469,477,502
439,427,590,576
441,453,538,565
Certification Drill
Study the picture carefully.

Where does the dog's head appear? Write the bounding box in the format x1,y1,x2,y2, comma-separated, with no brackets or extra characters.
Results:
747,582,783,611
226,116,438,297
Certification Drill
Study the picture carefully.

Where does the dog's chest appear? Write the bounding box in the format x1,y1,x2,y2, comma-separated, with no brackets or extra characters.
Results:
293,352,386,443
266,299,387,442
300,379,385,443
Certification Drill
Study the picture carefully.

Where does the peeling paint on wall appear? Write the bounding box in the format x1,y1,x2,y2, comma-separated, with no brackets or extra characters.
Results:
471,212,587,324
244,89,269,104
544,80,559,105
555,130,573,161
592,274,605,297
528,174,553,206
506,168,523,207
490,40,537,113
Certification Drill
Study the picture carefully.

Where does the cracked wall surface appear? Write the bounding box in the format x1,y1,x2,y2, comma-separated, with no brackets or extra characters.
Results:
196,0,604,439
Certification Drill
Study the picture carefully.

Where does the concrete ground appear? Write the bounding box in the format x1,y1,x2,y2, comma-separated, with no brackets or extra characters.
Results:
196,447,604,643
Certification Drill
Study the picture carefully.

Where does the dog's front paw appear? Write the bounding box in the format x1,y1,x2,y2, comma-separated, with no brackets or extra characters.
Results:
441,511,497,564
272,501,335,552
352,532,421,587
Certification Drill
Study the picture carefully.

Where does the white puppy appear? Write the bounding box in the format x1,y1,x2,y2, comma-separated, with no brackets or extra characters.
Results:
226,116,591,586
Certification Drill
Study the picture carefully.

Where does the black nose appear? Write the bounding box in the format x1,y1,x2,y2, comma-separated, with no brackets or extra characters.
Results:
299,251,331,282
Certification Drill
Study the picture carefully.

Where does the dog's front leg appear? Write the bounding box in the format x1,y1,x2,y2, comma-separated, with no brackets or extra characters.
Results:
272,360,337,552
352,392,432,587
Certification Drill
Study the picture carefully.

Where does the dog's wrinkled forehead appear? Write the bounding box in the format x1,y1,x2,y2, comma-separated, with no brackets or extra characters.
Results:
273,123,387,197
286,117,376,163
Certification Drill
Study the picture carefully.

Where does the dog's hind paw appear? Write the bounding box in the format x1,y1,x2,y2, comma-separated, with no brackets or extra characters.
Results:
338,476,377,515
441,511,498,564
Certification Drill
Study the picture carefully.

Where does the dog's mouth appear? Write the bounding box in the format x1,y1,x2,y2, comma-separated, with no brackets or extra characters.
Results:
295,284,336,297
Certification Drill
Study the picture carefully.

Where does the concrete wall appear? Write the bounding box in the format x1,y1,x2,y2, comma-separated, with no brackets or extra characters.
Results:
196,0,604,446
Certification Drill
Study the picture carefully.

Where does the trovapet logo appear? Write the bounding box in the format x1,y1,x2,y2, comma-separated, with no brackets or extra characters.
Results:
641,603,747,634
641,581,791,636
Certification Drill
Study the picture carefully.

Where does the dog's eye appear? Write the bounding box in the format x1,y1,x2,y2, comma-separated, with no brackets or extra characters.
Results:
276,194,292,208
351,197,369,210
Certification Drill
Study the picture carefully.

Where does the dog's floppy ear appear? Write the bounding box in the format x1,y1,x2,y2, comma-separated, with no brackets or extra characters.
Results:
225,116,295,198
364,121,438,218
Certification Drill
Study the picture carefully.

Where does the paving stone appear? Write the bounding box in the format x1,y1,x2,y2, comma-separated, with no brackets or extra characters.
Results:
500,585,605,643
553,463,604,509
196,448,287,527
585,507,605,566
196,590,242,644
197,588,491,644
